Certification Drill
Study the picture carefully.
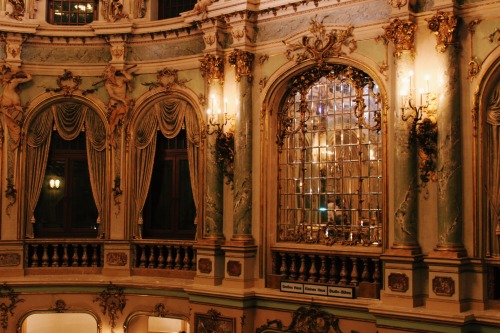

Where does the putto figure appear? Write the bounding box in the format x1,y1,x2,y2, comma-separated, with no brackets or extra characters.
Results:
100,64,135,146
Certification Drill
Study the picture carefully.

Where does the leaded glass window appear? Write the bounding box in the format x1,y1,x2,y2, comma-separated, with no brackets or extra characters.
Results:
48,0,96,25
277,66,383,246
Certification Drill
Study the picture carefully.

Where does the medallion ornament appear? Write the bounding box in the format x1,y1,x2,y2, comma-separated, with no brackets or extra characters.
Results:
143,67,188,91
228,49,254,82
382,18,416,58
426,12,459,53
199,54,225,85
432,276,455,296
388,272,409,292
46,70,82,96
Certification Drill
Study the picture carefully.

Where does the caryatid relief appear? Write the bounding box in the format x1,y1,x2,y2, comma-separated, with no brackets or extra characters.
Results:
0,65,32,149
99,64,135,146
486,82,500,256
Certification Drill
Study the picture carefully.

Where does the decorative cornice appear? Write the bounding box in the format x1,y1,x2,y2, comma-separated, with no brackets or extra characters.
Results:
228,49,254,82
426,11,459,53
199,53,225,85
381,18,416,58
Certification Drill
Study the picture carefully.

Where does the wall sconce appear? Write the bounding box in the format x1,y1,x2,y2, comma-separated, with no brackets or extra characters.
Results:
49,178,61,189
400,73,438,183
207,97,234,185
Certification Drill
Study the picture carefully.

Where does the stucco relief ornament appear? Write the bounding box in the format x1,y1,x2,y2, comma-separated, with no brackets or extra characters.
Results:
102,0,129,22
283,16,356,67
228,49,254,83
94,283,126,333
6,0,25,20
192,0,214,19
199,54,224,85
142,67,189,91
426,11,459,53
0,65,32,150
46,70,83,96
0,284,24,332
382,18,416,58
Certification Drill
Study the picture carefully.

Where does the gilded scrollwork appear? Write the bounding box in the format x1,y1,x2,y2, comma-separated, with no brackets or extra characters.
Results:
426,11,459,53
199,54,225,85
228,49,254,82
381,18,416,58
283,16,356,67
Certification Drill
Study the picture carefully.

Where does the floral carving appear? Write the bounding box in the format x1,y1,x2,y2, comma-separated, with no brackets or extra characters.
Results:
46,70,82,96
382,18,416,58
94,283,126,333
426,11,459,53
0,284,24,331
142,67,188,91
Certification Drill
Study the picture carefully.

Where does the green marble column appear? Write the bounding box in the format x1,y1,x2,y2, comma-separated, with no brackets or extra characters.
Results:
232,78,252,239
204,82,224,239
435,45,464,253
393,51,420,252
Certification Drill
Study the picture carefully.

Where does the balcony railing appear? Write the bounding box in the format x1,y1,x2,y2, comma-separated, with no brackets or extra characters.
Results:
268,249,382,299
132,241,196,279
25,240,103,270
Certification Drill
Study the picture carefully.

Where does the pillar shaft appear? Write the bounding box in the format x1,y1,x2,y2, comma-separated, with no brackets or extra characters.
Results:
393,51,420,251
232,79,252,239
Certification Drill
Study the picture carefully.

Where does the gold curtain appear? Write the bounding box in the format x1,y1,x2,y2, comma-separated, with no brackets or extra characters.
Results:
132,98,201,238
487,83,500,256
25,103,107,238
25,109,54,238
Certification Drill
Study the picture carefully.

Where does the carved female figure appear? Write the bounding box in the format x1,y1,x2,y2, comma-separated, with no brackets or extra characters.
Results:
486,82,500,256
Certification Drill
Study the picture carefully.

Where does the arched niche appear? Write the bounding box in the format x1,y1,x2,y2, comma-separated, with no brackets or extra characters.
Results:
18,311,101,333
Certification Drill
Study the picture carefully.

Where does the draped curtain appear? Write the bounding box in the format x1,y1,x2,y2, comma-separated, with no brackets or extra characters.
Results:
25,103,107,238
487,83,500,256
133,98,201,238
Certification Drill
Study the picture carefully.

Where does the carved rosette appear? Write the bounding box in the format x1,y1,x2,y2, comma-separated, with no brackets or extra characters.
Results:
228,49,254,83
199,54,225,85
382,18,416,58
93,283,126,333
426,12,459,53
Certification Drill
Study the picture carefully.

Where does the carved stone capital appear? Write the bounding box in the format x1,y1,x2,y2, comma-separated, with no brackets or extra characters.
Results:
228,49,254,82
199,54,225,85
426,11,459,53
382,18,416,58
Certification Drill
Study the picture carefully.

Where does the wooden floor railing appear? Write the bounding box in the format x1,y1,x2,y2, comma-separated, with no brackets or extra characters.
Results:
268,249,382,299
25,241,103,268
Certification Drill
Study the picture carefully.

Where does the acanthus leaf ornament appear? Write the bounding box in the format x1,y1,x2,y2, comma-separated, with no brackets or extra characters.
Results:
382,18,417,58
283,16,356,67
426,11,459,53
228,49,254,83
93,283,126,333
0,283,24,332
199,54,225,85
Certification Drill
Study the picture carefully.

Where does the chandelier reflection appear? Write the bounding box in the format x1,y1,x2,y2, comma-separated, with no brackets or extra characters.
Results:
206,97,234,185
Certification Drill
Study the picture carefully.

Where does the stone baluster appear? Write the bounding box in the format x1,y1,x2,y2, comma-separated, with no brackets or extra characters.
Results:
298,254,307,281
308,255,318,282
139,245,146,268
329,257,339,284
71,244,79,267
51,244,60,267
339,257,348,285
175,246,182,270
166,246,174,269
289,254,298,280
350,257,359,286
279,252,287,277
41,244,49,267
81,245,89,267
319,256,328,283
157,245,165,269
148,245,155,268
91,244,98,267
183,246,190,270
31,245,39,267
61,244,69,267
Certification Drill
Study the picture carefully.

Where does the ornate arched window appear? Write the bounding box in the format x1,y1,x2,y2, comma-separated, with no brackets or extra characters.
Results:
276,65,383,247
131,97,201,240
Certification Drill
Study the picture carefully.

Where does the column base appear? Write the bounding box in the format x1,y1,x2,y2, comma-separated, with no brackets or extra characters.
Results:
221,244,257,289
380,252,426,308
194,244,224,286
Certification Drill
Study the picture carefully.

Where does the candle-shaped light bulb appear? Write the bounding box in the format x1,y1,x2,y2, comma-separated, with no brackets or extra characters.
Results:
425,74,430,93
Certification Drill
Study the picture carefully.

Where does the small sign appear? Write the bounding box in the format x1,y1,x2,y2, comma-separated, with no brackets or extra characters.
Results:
327,285,354,298
280,282,304,294
280,281,355,299
304,284,328,296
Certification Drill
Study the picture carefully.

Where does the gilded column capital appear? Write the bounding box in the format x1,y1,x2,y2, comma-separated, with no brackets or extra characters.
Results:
426,11,459,53
199,54,225,85
382,18,416,58
228,49,254,83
